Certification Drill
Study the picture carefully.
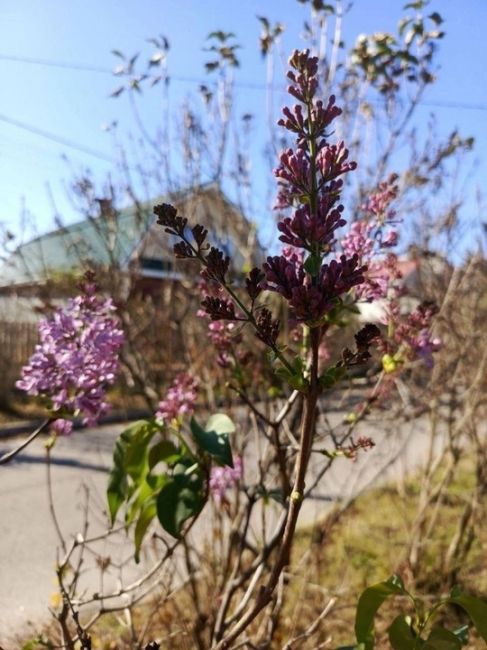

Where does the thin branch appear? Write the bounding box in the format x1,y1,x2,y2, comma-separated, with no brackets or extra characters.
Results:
0,418,53,465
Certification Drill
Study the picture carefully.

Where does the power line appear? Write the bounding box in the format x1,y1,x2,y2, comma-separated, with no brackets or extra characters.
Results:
418,99,487,112
0,54,485,163
2,52,487,111
0,52,273,91
0,53,110,75
0,113,114,163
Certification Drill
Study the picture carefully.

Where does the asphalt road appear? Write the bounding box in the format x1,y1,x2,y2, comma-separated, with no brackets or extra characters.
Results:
0,414,437,646
0,424,122,645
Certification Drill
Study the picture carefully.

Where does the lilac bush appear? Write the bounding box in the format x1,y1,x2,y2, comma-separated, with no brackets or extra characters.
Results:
145,49,407,647
9,42,447,649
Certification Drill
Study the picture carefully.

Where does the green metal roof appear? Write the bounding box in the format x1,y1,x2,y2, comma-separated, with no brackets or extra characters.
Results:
1,184,260,288
1,202,156,286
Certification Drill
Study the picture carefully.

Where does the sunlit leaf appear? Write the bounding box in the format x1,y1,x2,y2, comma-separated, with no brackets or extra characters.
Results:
134,498,157,563
355,575,407,649
107,420,158,524
191,416,234,467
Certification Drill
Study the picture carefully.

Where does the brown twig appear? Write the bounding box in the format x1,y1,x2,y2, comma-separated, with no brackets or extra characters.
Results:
0,417,53,465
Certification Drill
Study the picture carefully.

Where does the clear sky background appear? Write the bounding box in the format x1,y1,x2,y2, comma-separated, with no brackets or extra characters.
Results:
0,0,486,251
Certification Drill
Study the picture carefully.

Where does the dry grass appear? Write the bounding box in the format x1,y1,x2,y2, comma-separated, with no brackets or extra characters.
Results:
20,457,486,649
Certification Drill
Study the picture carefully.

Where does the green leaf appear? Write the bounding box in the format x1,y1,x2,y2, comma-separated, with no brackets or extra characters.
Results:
205,413,236,436
146,472,169,491
404,1,424,9
399,17,412,35
125,476,154,526
423,626,462,650
134,498,157,563
447,594,487,643
207,30,236,41
319,364,346,389
388,615,420,649
110,85,125,98
205,61,220,72
107,460,128,526
190,416,234,467
452,625,469,645
124,421,157,481
107,420,157,524
149,439,180,469
428,12,443,25
275,355,308,391
156,472,205,538
355,575,407,649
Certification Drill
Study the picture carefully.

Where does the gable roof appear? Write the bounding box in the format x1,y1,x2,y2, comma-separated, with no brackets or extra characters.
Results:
2,207,148,287
1,184,259,288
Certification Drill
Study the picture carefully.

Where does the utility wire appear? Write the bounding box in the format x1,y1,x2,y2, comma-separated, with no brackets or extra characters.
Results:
0,51,485,163
0,113,114,163
0,53,109,74
1,52,487,111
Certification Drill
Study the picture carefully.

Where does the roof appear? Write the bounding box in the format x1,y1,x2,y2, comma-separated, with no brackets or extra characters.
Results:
1,184,258,288
1,207,149,287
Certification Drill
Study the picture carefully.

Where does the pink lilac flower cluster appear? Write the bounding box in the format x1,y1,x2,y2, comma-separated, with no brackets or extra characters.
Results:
196,279,244,368
341,174,402,302
262,49,366,325
382,301,441,369
209,455,243,504
156,372,199,424
345,436,376,461
16,281,124,433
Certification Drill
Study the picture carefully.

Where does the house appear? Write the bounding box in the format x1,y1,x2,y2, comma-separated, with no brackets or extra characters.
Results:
0,183,262,304
0,183,263,401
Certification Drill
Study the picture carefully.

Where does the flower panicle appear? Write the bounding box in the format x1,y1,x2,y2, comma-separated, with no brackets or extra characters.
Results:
380,300,441,369
16,279,124,428
155,372,199,424
342,173,402,302
209,455,243,505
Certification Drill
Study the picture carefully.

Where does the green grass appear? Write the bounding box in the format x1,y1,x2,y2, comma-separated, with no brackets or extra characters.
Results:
283,456,486,648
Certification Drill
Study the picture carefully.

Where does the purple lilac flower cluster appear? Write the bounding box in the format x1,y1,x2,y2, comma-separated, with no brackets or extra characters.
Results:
381,301,441,369
209,455,243,504
16,281,124,432
341,175,402,302
263,50,366,325
153,52,366,340
156,372,199,424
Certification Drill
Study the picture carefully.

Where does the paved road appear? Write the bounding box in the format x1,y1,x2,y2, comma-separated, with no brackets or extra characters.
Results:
0,424,123,645
0,414,437,646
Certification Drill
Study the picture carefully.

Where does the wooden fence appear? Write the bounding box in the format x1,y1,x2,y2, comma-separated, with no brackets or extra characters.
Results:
0,321,38,402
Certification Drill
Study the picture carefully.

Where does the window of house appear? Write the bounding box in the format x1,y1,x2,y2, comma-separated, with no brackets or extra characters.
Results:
140,257,173,273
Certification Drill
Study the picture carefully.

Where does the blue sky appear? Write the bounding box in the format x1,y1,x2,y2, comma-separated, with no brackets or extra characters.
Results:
0,0,486,251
